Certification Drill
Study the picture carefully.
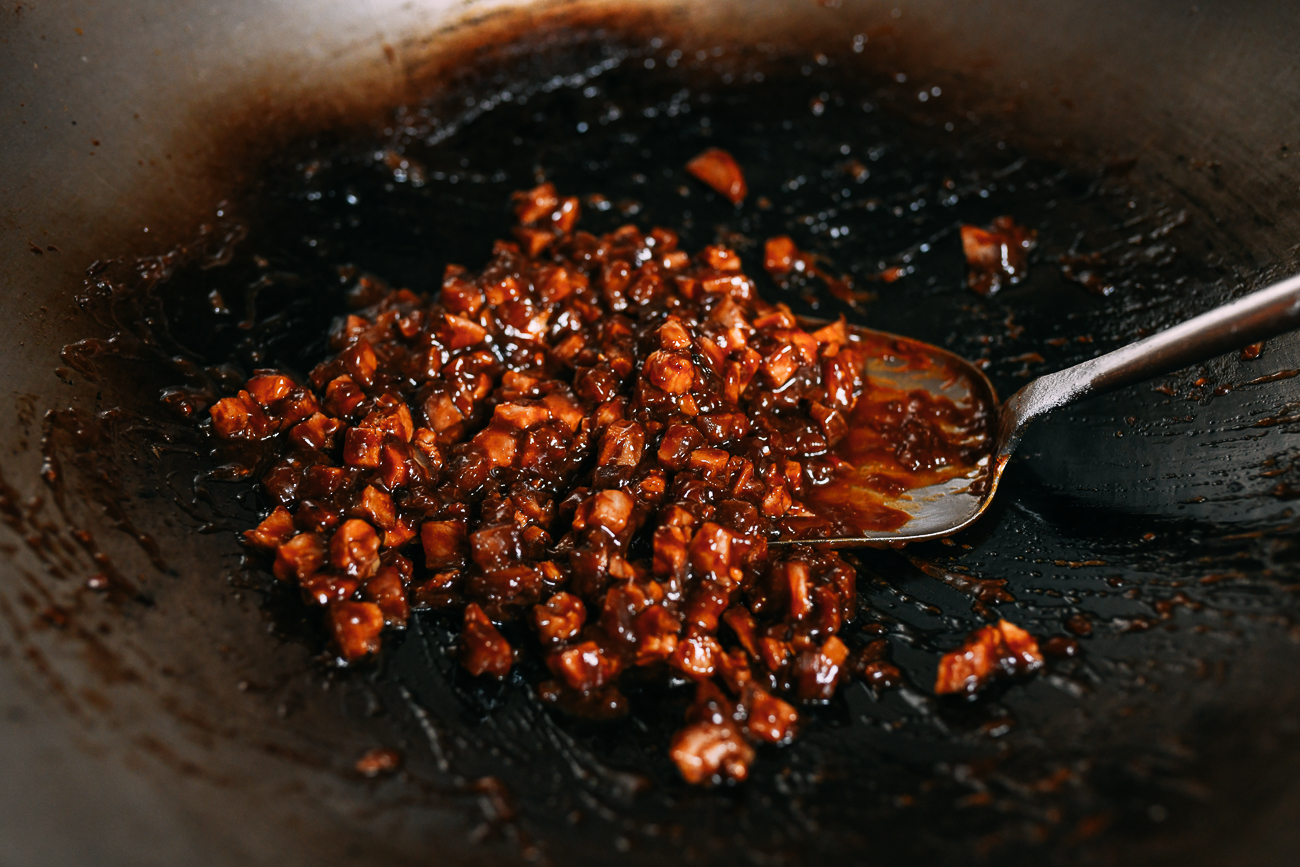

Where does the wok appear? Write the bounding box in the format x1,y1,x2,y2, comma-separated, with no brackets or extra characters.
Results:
4,1,1300,865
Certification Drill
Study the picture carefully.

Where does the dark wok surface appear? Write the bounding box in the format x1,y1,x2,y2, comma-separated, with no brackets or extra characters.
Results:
5,3,1300,866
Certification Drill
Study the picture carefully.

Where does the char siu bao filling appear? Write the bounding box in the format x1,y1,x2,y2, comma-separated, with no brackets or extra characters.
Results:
210,175,1005,784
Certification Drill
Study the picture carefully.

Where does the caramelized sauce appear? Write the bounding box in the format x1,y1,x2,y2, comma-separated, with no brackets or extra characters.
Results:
803,331,992,535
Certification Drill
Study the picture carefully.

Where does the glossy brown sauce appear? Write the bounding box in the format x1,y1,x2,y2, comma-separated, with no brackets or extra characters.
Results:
803,332,991,535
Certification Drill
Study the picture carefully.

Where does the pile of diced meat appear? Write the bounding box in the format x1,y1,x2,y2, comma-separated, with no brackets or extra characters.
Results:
207,182,1022,784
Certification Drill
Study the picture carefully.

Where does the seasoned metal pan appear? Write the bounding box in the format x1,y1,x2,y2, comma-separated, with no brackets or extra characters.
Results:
4,2,1300,865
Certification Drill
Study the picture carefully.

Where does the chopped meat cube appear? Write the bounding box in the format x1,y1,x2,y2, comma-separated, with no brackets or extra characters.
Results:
698,412,749,445
533,592,586,643
363,567,410,626
360,400,415,442
461,603,513,678
633,605,682,664
657,423,704,469
514,225,554,257
343,426,383,469
210,392,275,440
514,182,561,225
541,392,584,432
246,373,294,407
763,236,802,274
208,395,249,437
330,519,381,579
442,266,485,314
548,640,622,691
290,413,342,450
276,389,321,428
341,339,378,387
689,522,745,586
935,619,1045,695
761,479,792,517
573,489,635,535
743,685,799,743
763,344,800,387
324,375,366,418
785,560,814,620
703,245,743,272
493,401,551,430
597,420,645,466
273,533,327,582
470,524,521,571
686,147,748,205
355,485,396,530
960,216,1037,297
670,720,755,784
328,601,385,662
244,506,296,550
383,517,417,550
643,350,696,394
421,520,467,569
653,524,692,580
443,313,488,349
474,425,519,469
658,316,693,350
420,391,462,436
671,630,722,679
794,634,849,701
300,573,360,607
688,447,731,475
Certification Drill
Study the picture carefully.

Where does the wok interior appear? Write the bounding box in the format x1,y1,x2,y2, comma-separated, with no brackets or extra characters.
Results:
4,1,1300,865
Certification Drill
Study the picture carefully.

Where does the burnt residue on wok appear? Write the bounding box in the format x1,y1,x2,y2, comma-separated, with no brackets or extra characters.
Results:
17,13,1300,867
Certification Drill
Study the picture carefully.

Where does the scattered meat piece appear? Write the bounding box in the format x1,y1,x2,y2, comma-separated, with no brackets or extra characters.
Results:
744,686,799,743
686,147,748,204
763,236,808,276
1064,613,1093,637
328,601,384,662
355,747,403,777
514,182,561,226
960,216,1038,297
1042,635,1080,658
934,619,1045,695
670,720,756,784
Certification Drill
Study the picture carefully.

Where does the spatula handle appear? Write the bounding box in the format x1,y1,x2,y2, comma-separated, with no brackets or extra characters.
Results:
1000,273,1300,452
